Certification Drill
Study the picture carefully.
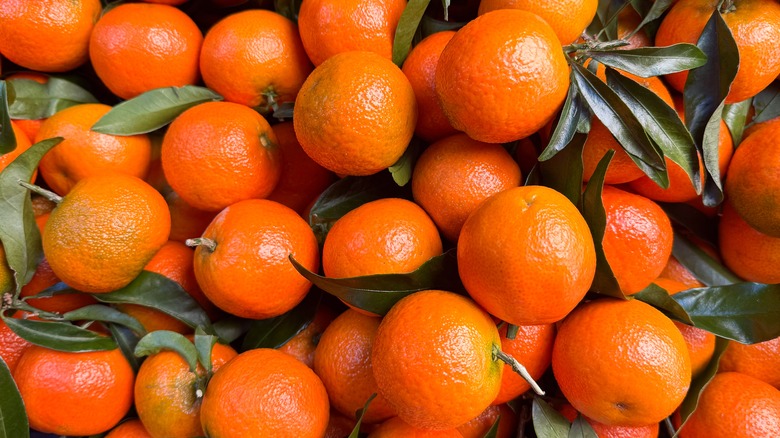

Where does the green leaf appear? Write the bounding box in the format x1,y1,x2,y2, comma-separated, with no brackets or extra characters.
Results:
570,59,667,188
606,68,700,193
722,100,751,146
241,289,320,351
419,14,465,39
506,324,519,340
587,44,706,78
659,202,718,246
593,0,623,41
631,0,675,37
579,150,624,298
93,271,213,332
107,324,141,373
751,80,780,124
481,415,501,438
388,138,424,187
289,249,464,316
91,86,223,135
0,357,28,438
672,283,780,343
0,81,15,155
675,336,728,431
194,329,218,374
392,0,431,66
532,397,570,438
134,330,198,372
672,232,739,287
633,283,694,325
2,315,116,352
211,316,252,344
348,393,377,438
309,172,410,245
7,76,98,120
539,133,585,207
539,80,586,161
569,415,598,438
273,0,303,22
0,138,62,293
62,304,145,336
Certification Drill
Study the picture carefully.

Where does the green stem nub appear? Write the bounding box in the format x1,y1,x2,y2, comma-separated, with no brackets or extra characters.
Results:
185,237,217,253
17,180,62,204
493,345,545,396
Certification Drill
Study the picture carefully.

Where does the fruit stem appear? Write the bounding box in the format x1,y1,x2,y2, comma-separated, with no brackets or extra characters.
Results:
17,180,62,204
493,344,545,396
719,0,735,13
185,237,217,252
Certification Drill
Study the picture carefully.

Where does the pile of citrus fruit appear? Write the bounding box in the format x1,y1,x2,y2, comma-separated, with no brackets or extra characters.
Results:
1,0,779,437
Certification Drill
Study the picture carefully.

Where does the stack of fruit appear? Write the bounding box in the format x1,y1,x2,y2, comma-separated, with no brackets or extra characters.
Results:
0,0,779,437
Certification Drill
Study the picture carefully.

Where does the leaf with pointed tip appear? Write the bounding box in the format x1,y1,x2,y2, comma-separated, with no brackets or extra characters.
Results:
7,76,98,120
539,133,585,207
676,336,728,429
63,304,145,336
672,232,739,287
348,393,377,438
0,357,28,438
633,283,693,325
532,397,570,438
722,100,750,146
241,289,321,351
569,416,598,438
392,0,431,66
751,81,780,124
540,80,584,161
108,324,141,373
2,316,116,352
389,138,424,187
194,330,218,374
631,0,675,36
588,44,706,78
0,81,15,155
134,330,198,372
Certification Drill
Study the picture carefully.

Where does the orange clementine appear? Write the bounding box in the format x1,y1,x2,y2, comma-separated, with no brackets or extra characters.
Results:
655,0,780,104
105,419,152,438
436,9,569,143
412,133,522,242
89,3,202,99
200,348,330,437
161,101,281,212
20,257,97,314
493,323,555,405
719,336,780,389
297,0,406,66
294,50,417,176
458,186,596,325
14,346,134,435
372,290,503,430
0,0,101,72
552,298,691,427
719,200,780,283
659,255,705,289
191,199,319,319
278,304,336,368
369,417,464,437
0,313,33,374
43,174,170,293
165,191,217,244
36,103,152,196
135,340,237,438
477,0,598,44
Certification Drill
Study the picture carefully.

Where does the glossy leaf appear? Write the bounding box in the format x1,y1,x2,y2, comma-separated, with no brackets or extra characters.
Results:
593,0,622,41
392,0,430,66
7,76,98,120
108,324,141,373
62,304,145,336
539,133,585,207
0,357,28,438
93,271,212,331
241,290,321,351
633,283,694,325
0,81,15,154
570,59,667,188
532,397,570,438
2,316,116,352
606,68,700,193
482,416,501,438
134,330,198,372
194,329,218,374
569,416,598,438
588,44,706,78
0,138,62,294
631,0,675,36
672,232,739,287
540,80,584,161
212,317,252,344
290,249,464,316
348,393,377,438
660,203,717,246
91,86,223,135
751,81,780,124
722,100,751,146
388,139,424,187
580,150,624,298
676,336,728,431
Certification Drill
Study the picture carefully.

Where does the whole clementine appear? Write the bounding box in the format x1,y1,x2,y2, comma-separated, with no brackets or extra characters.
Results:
43,174,170,293
36,103,152,196
200,348,330,437
552,298,691,427
477,0,598,44
89,3,202,99
105,419,152,438
458,186,596,325
493,323,555,405
719,200,780,284
14,346,134,435
719,336,780,390
435,9,569,143
0,0,101,72
294,50,417,176
190,199,319,319
161,101,281,212
0,313,33,373
368,416,463,437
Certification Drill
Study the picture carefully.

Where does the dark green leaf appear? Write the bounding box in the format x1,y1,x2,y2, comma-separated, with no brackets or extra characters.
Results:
593,0,624,41
588,44,706,78
570,59,667,188
751,80,780,124
2,316,116,352
0,138,62,293
0,81,15,154
348,393,377,438
722,100,751,146
0,357,28,438
659,202,718,246
107,324,141,373
538,133,585,207
392,0,431,66
580,150,624,298
606,68,700,193
91,86,223,135
7,77,98,120
134,330,198,372
241,289,321,351
532,397,570,438
388,138,424,187
672,232,739,286
63,304,145,336
672,283,780,343
569,416,598,438
419,14,465,38
272,102,295,120
631,0,675,36
273,0,302,22
211,316,252,344
289,249,464,316
633,283,693,325
481,415,501,438
676,336,728,429
93,271,213,332
194,329,218,374
506,324,519,340
539,80,583,161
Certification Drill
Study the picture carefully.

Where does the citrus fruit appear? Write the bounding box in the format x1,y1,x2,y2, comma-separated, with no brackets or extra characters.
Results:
105,419,152,438
719,336,780,390
368,416,463,437
493,323,555,405
719,200,780,284
477,0,598,44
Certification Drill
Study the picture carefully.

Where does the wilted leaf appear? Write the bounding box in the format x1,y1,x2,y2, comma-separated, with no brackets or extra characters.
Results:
241,289,321,351
0,357,28,438
532,397,570,438
587,44,706,78
2,315,116,352
134,330,198,372
7,76,98,120
392,0,431,66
